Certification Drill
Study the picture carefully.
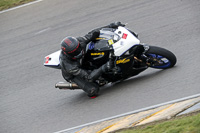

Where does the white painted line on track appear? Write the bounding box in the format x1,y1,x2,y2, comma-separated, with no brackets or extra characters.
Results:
0,0,43,14
54,93,200,133
35,27,51,35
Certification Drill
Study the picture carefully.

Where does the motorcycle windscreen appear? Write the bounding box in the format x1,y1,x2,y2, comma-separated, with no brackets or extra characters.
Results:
92,30,120,51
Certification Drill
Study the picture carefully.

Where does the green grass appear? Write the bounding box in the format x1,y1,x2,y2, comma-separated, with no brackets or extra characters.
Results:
117,112,200,133
0,0,35,11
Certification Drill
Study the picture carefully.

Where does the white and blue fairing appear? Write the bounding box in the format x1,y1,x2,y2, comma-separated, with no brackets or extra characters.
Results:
113,26,140,56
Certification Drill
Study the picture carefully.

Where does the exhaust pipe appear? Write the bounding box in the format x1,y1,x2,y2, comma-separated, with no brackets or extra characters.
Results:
55,82,80,90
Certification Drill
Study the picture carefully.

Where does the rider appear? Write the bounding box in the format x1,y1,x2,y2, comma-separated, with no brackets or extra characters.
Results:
59,22,145,98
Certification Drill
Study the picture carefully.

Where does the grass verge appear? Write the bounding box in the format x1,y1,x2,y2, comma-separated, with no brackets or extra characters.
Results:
116,111,200,133
0,0,35,11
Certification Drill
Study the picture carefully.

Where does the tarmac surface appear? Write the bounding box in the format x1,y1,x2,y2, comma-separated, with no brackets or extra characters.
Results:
0,0,200,133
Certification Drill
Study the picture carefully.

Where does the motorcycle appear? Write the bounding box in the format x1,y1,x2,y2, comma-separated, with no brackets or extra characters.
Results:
44,26,176,91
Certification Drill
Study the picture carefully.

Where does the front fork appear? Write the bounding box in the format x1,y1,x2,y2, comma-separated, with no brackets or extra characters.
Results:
134,56,151,66
134,44,158,67
140,43,150,53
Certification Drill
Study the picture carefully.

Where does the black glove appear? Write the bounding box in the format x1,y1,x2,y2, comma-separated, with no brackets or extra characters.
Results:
88,29,100,41
109,21,125,28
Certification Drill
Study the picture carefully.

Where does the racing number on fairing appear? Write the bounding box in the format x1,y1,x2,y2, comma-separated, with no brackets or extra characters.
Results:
45,56,50,63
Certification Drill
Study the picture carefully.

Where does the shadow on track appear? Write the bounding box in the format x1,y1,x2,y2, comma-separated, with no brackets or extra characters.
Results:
99,67,178,96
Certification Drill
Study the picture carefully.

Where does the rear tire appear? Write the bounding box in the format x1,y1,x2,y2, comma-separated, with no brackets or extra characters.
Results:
145,46,177,69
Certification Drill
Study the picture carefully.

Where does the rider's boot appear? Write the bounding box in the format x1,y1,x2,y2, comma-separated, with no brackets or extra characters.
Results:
72,77,99,98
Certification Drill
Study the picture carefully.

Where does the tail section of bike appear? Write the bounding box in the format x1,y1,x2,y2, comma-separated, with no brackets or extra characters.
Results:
44,50,61,69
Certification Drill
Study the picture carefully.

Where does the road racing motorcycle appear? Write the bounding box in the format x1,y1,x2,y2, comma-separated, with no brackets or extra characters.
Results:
44,26,177,91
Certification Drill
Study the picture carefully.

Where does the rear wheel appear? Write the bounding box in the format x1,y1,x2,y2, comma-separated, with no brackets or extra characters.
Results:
145,46,177,69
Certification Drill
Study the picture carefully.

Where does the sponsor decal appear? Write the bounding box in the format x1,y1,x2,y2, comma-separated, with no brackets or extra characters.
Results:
96,38,106,40
116,58,130,64
108,39,114,45
122,33,128,39
91,52,105,56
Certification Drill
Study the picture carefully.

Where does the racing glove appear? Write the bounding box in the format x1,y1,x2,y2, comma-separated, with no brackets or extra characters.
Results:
109,21,125,28
87,29,100,41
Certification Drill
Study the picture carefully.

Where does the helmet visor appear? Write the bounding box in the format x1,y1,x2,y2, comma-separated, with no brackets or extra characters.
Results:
74,50,84,59
67,43,83,59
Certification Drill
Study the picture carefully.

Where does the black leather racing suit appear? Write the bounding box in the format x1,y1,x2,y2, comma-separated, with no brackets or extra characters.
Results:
60,25,113,97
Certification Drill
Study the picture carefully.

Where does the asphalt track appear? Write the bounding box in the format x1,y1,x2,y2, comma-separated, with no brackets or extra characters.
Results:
0,0,200,133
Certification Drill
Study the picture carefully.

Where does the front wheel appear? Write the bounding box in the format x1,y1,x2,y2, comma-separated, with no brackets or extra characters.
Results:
145,46,177,69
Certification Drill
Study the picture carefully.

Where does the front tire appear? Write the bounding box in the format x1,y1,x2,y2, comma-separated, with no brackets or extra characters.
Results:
145,46,177,69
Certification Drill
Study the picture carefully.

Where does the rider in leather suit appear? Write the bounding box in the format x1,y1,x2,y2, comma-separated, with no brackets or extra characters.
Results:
59,22,126,97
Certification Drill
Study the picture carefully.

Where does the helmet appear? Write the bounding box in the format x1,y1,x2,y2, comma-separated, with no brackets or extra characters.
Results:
61,36,83,59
